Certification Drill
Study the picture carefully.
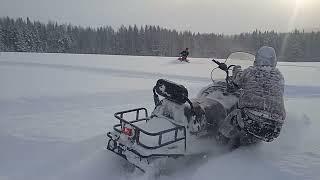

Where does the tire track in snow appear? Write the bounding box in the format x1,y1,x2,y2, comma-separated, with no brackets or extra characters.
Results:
278,64,320,69
0,61,209,83
285,85,320,98
2,61,320,98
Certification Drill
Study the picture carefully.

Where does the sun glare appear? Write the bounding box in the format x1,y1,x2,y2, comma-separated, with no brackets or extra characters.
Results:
295,0,315,8
295,0,303,7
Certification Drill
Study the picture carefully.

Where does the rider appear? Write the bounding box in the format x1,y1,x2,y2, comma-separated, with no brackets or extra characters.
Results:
217,46,286,148
180,48,189,61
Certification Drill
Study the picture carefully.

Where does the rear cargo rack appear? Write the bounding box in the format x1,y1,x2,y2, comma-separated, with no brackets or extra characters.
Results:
112,107,187,151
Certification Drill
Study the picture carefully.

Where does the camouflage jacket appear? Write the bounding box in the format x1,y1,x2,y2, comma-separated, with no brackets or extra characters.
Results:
233,66,286,120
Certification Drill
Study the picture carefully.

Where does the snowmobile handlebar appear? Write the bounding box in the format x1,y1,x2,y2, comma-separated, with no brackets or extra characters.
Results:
212,59,235,72
211,59,238,92
212,59,228,71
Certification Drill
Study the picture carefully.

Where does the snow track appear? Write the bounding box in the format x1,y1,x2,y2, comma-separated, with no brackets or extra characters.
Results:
0,53,319,180
0,61,210,83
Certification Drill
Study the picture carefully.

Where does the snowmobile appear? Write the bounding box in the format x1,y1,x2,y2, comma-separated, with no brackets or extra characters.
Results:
105,52,279,172
177,56,190,63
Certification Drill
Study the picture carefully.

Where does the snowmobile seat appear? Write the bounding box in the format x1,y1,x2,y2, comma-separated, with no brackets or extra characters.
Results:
153,79,189,105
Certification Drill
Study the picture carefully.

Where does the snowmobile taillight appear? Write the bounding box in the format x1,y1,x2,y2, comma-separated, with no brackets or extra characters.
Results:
122,127,133,137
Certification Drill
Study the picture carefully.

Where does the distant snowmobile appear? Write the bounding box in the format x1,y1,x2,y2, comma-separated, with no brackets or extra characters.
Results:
106,52,283,172
177,56,190,63
178,48,190,63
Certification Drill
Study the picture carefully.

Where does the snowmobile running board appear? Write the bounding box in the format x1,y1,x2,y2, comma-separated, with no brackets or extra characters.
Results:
106,107,187,171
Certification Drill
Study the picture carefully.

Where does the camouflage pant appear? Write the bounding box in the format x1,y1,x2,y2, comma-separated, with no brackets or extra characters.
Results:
217,109,259,148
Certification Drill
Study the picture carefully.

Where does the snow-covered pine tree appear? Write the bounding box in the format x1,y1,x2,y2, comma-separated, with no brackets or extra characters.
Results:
0,24,5,51
284,30,305,61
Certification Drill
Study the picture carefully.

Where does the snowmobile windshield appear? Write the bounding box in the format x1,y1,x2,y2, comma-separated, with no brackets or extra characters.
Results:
210,52,255,83
225,52,255,63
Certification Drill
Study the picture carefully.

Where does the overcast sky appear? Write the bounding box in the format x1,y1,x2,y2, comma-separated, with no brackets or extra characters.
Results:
1,0,319,34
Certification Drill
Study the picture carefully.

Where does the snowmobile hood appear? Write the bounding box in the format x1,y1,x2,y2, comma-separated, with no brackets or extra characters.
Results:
254,46,277,67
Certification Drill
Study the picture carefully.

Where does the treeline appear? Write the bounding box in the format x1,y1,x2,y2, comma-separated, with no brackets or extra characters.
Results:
1,17,320,61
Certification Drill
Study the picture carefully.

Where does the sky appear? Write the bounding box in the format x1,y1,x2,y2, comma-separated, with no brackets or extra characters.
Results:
0,0,319,34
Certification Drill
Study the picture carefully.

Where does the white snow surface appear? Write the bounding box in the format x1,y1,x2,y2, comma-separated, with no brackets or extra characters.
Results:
0,52,320,180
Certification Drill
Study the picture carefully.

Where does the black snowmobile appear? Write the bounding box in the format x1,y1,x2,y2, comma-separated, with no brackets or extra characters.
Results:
105,52,279,172
177,56,190,63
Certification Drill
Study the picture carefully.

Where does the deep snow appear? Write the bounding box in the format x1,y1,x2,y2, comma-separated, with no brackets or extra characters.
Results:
0,52,319,180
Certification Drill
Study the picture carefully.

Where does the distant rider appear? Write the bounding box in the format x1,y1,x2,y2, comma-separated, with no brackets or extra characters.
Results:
217,46,286,148
179,48,189,61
